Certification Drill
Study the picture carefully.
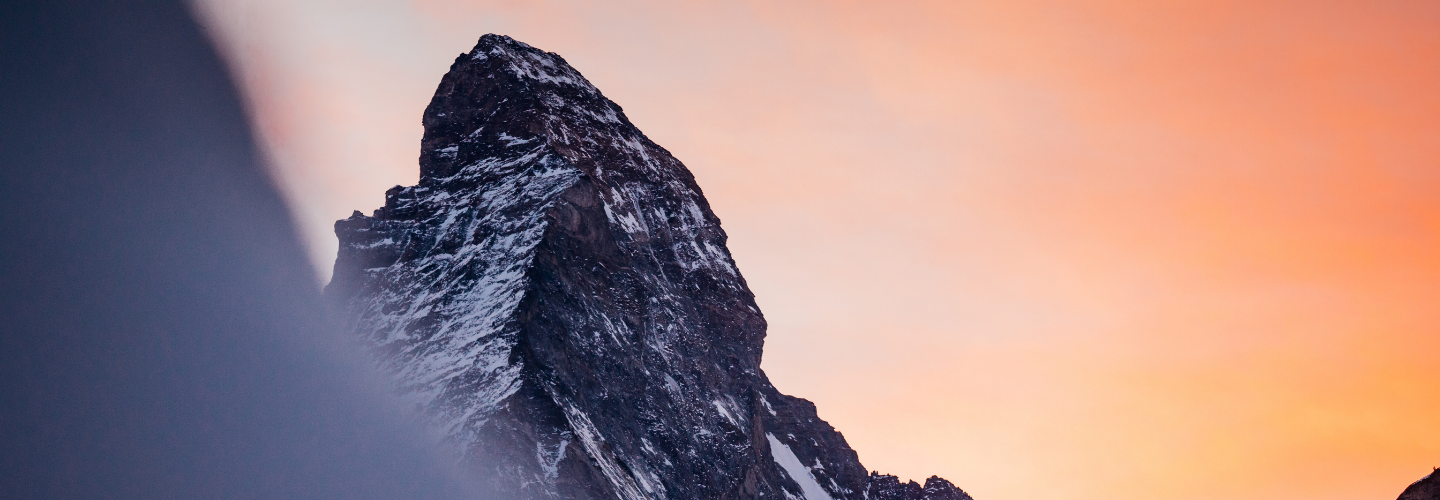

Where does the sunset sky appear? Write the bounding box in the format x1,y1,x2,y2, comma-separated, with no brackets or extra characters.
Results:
195,1,1440,499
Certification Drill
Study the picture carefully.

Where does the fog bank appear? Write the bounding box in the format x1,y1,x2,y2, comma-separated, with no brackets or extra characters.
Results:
0,1,477,497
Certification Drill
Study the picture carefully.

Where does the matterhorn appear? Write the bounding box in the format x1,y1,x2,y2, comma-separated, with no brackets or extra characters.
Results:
328,34,971,500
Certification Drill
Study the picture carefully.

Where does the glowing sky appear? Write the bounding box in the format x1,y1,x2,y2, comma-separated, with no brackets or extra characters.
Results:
196,1,1440,499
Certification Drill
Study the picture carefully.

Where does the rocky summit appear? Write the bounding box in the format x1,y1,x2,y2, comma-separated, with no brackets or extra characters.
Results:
327,34,972,500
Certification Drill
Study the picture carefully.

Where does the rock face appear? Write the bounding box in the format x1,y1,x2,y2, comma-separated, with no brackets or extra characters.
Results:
1398,470,1440,500
328,34,970,500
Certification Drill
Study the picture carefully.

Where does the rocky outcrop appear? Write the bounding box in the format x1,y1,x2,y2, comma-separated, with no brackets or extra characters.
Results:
1398,469,1439,500
866,474,973,500
328,34,969,500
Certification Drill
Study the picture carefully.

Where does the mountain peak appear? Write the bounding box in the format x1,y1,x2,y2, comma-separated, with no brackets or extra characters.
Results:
330,34,968,500
471,33,537,54
418,34,625,181
465,33,595,90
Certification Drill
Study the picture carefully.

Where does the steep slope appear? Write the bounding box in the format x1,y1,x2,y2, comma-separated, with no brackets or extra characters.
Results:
1398,470,1439,500
328,34,971,500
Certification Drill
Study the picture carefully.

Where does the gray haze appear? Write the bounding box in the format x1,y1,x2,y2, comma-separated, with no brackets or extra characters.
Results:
0,1,478,498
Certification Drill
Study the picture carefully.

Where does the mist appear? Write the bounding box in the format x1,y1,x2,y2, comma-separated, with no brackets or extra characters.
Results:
0,1,477,497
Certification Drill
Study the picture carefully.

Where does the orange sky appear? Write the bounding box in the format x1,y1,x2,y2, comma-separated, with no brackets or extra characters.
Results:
196,1,1440,499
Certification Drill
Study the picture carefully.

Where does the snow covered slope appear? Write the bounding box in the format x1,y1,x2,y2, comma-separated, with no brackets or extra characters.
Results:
328,34,971,500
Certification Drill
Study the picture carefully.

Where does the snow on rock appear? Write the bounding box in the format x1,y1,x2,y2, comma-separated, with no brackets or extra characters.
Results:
768,433,836,500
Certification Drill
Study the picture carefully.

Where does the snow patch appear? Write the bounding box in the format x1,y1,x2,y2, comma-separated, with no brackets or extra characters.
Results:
712,400,738,426
537,437,570,480
767,433,835,500
559,403,662,500
759,394,777,416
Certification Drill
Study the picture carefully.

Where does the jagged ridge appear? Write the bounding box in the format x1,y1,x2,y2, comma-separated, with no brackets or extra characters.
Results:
328,34,970,500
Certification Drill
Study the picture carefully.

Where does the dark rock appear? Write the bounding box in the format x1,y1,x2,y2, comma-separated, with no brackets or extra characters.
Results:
922,476,974,500
865,473,973,500
328,33,968,500
866,472,924,500
1399,469,1440,500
